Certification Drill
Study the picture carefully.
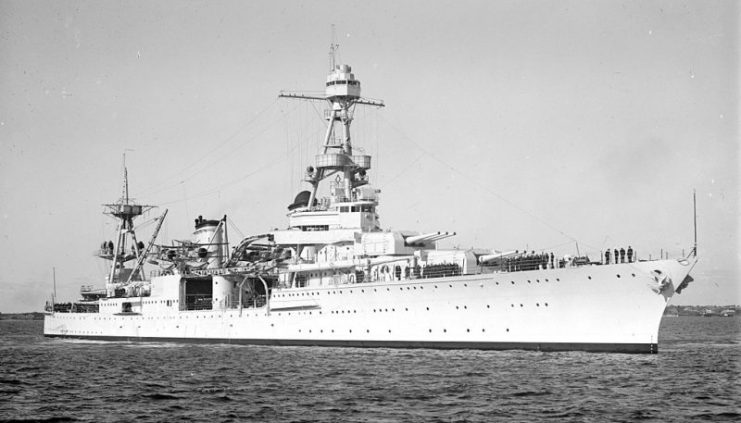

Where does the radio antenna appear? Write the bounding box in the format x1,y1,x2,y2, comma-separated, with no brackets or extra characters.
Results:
693,189,697,257
329,24,339,71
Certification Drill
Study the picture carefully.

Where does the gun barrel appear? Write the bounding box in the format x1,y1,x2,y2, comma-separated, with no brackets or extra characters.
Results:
426,232,456,242
405,232,441,244
478,250,518,264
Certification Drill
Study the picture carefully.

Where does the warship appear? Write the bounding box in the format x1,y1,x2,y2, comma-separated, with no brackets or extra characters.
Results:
43,46,697,353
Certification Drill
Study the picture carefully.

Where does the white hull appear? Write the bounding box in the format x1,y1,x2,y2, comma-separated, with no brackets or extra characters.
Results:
44,259,694,353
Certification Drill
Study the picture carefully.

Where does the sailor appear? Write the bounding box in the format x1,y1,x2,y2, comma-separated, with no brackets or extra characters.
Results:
549,252,554,269
620,248,626,263
627,246,634,263
614,249,619,264
605,249,611,265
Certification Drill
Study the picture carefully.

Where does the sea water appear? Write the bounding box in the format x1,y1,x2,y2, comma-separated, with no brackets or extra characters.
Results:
0,317,738,422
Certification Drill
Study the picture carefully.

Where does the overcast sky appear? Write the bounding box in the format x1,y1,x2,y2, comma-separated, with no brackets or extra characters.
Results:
1,0,738,312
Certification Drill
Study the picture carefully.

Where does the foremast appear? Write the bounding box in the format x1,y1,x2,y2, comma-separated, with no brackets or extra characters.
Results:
279,44,384,210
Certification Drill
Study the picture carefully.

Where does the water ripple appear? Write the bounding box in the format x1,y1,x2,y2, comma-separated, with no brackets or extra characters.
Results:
0,317,739,422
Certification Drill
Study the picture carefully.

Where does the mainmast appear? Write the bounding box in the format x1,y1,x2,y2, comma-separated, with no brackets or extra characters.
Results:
100,158,155,286
279,38,384,210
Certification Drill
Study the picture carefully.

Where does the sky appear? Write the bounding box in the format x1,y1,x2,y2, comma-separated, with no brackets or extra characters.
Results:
0,0,738,312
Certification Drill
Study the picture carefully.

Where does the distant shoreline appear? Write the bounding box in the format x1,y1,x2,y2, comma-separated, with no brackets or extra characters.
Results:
0,312,45,321
664,305,739,316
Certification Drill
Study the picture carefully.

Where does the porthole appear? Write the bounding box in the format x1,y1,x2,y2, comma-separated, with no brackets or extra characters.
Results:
631,273,636,277
443,329,447,333
545,303,549,307
588,276,592,280
511,281,515,285
506,328,510,332
528,280,531,284
487,305,490,308
426,307,430,311
464,284,467,287
616,274,621,278
456,306,459,310
429,329,432,333
536,303,540,307
520,304,523,307
466,329,470,332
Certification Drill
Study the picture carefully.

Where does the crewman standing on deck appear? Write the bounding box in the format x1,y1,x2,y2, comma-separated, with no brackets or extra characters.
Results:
605,249,611,264
627,246,634,263
620,248,626,263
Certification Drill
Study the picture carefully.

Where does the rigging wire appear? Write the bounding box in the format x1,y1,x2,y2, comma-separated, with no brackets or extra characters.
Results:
138,99,282,198
132,215,160,232
377,113,581,245
158,119,318,207
377,153,426,189
227,218,245,240
141,101,300,199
